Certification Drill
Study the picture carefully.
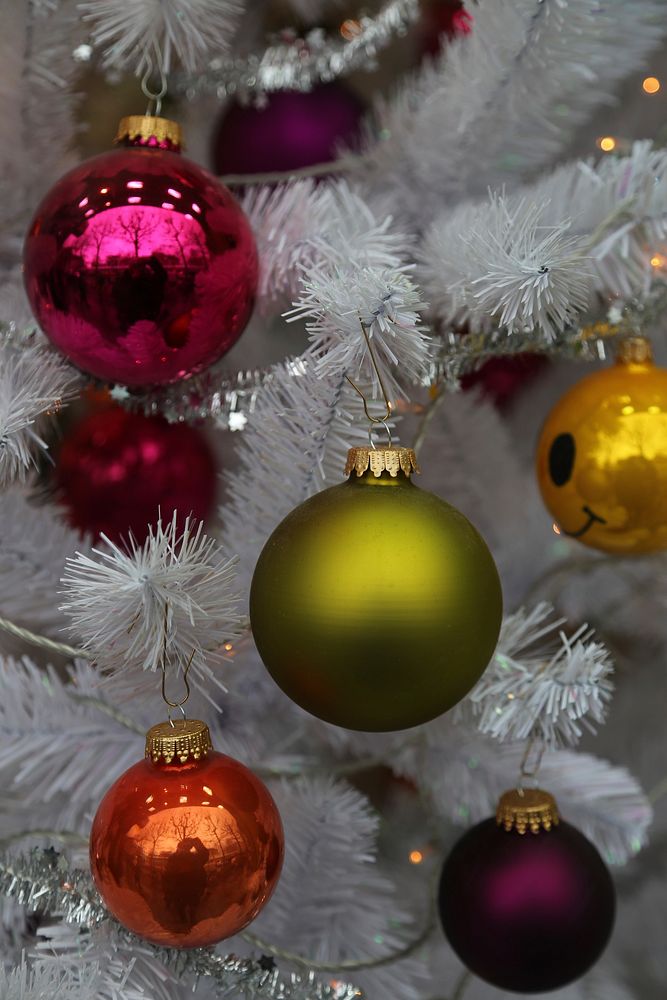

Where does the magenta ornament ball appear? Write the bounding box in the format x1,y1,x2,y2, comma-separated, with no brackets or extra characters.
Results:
23,145,258,387
438,818,616,993
212,83,364,176
55,404,217,545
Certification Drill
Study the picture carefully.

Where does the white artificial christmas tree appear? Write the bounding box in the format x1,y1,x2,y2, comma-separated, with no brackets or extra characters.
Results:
0,2,667,998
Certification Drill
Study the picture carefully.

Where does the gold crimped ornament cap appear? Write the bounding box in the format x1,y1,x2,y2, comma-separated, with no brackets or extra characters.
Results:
616,335,653,365
145,719,212,765
345,446,420,478
115,115,183,151
496,788,560,835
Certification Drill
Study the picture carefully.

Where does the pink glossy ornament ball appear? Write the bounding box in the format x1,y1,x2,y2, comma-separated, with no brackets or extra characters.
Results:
24,116,258,387
55,404,217,545
212,83,364,176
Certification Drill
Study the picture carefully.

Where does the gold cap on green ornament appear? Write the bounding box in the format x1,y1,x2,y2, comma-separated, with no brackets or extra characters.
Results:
345,446,420,479
115,115,183,151
145,719,212,764
496,788,559,835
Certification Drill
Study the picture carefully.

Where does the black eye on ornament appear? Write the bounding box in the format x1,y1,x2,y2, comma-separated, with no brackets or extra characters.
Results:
549,433,575,486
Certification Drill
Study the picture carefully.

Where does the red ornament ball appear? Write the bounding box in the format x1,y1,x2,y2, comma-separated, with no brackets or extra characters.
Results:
438,793,615,993
55,404,217,545
24,117,258,387
212,83,364,176
420,1,473,57
461,354,548,410
90,720,284,949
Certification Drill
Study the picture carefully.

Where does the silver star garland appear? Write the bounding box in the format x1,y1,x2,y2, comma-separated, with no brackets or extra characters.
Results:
177,0,420,100
0,850,363,1000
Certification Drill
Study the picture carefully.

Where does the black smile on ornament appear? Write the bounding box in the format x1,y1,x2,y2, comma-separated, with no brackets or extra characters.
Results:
562,505,607,538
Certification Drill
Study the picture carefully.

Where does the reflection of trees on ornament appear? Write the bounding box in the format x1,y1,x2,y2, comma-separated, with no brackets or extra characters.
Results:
24,117,258,386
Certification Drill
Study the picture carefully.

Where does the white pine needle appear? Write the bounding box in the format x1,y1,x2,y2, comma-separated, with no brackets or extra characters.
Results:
396,722,651,865
0,954,101,1000
222,361,375,591
0,341,80,488
0,491,88,636
79,0,243,73
60,514,242,692
290,264,430,398
459,603,614,748
420,194,592,339
250,776,430,999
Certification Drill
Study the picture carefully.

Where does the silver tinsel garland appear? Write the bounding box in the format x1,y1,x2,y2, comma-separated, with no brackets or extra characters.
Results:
177,0,420,100
0,850,363,1000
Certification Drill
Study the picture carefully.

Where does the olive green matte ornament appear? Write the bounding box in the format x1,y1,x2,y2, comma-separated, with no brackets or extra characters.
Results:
249,446,503,732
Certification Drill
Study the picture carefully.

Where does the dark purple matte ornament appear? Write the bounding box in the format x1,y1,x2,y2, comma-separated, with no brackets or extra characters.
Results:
212,83,364,176
438,789,616,994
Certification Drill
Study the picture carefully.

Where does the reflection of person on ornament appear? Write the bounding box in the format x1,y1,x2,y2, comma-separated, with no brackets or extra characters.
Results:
113,255,168,334
159,836,210,933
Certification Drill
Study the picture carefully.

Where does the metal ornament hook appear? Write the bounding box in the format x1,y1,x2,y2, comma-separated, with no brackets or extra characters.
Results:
518,738,545,790
344,318,393,450
161,649,194,727
141,42,168,117
158,602,193,726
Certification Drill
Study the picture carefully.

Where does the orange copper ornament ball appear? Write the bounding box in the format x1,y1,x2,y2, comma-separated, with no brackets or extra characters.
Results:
90,720,284,949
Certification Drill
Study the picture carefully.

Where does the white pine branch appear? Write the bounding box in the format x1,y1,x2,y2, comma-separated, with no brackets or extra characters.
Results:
0,340,81,488
421,142,667,342
0,1,82,242
0,656,146,830
79,0,243,74
36,922,178,1000
0,491,87,638
420,192,593,340
244,179,431,393
250,776,430,1000
362,0,667,227
416,388,552,607
459,604,614,748
396,722,651,864
289,263,429,400
221,360,382,591
60,514,242,694
0,954,102,1000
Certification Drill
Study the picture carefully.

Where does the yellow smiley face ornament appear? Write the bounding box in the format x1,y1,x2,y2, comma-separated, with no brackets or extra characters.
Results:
536,336,667,554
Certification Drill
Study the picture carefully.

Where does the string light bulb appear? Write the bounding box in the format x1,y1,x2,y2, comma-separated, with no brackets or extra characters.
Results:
643,76,661,94
598,136,616,153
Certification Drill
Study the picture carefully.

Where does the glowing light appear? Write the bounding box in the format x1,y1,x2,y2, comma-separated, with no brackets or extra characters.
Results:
104,201,111,207
145,795,154,804
643,76,661,94
191,203,202,214
552,522,562,535
84,208,94,217
651,254,664,267
622,405,635,415
203,786,213,796
179,795,188,804
224,642,233,651
409,850,423,865
167,187,182,199
649,405,661,414
100,187,109,194
127,195,141,204
161,202,175,210
78,197,89,208
599,136,616,152
340,18,362,39
127,180,144,189
507,692,515,700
